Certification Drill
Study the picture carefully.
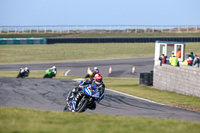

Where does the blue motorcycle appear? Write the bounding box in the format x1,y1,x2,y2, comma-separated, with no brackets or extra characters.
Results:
63,83,104,112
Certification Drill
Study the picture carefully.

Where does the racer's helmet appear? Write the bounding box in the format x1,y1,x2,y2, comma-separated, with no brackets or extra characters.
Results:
94,73,103,85
93,67,99,74
52,66,57,71
24,67,29,71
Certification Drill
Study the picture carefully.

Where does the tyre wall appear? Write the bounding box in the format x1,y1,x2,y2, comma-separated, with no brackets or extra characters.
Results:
46,37,200,44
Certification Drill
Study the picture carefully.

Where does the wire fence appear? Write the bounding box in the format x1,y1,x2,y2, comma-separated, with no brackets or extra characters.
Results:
0,25,199,34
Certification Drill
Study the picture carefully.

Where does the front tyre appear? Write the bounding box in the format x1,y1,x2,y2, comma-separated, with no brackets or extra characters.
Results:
63,104,69,112
43,74,48,78
75,97,89,112
16,73,20,78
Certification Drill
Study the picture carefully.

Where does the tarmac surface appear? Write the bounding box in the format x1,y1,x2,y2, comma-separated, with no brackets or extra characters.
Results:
0,57,154,78
0,77,200,122
0,57,200,122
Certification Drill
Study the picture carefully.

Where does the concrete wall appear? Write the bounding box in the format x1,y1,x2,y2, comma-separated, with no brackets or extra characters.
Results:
153,64,200,98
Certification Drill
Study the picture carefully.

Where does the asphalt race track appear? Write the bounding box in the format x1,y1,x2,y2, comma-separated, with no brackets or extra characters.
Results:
0,57,154,78
0,57,200,122
0,77,200,122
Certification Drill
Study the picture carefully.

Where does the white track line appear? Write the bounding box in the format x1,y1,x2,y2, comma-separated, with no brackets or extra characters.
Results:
72,78,165,106
106,88,165,105
64,69,71,76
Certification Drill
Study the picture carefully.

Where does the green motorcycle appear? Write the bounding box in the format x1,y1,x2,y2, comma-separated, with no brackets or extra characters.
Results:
43,69,56,78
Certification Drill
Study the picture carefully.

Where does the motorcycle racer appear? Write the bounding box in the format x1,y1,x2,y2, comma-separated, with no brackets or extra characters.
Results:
66,73,105,110
17,67,30,78
85,67,99,82
43,66,57,78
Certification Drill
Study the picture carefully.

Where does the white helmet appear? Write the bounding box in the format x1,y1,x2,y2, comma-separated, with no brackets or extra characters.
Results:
25,67,29,71
52,66,56,69
94,67,99,73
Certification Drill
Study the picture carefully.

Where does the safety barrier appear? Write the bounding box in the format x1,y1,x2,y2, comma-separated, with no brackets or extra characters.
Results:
1,37,200,44
0,38,46,45
139,71,153,86
46,37,200,44
154,64,200,98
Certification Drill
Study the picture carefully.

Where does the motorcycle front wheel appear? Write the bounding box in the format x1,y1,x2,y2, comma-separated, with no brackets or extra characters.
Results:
16,74,20,78
43,74,48,78
75,97,89,112
63,104,69,112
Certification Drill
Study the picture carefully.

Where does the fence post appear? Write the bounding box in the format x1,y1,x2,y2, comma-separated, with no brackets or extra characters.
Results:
15,27,17,34
30,26,32,33
37,26,39,33
68,25,70,33
135,25,137,33
52,25,54,33
196,25,198,32
60,25,62,33
161,25,163,33
7,26,10,34
144,25,146,33
45,26,46,33
22,27,24,33
152,25,154,33
85,25,87,33
93,25,95,31
126,25,128,33
0,27,2,34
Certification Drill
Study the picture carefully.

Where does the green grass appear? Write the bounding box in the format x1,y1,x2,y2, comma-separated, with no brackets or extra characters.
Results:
1,32,200,38
103,77,200,109
0,42,200,64
1,71,199,110
0,106,200,133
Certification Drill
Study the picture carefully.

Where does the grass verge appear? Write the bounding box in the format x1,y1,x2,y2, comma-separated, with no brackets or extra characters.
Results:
0,106,200,133
0,43,200,64
0,71,199,111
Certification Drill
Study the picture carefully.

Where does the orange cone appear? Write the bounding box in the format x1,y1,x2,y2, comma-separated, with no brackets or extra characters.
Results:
132,66,135,73
109,66,112,74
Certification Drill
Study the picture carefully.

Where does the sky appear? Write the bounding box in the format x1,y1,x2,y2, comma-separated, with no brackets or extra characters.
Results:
0,0,199,26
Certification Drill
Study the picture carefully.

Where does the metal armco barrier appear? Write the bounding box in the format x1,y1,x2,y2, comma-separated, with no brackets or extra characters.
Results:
46,37,200,44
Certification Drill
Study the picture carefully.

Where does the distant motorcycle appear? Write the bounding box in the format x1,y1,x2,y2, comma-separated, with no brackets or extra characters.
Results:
63,82,104,112
43,69,56,78
17,67,30,78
